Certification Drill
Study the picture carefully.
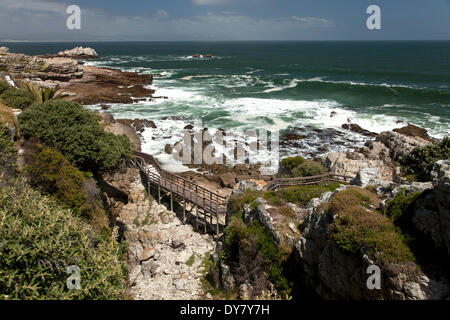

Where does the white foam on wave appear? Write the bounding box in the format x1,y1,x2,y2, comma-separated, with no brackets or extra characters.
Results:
263,79,301,93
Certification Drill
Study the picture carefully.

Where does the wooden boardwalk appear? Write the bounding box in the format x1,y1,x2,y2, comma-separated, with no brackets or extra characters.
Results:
129,151,228,234
128,151,353,234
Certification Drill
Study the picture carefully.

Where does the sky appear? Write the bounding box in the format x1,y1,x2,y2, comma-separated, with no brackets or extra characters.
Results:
0,0,449,41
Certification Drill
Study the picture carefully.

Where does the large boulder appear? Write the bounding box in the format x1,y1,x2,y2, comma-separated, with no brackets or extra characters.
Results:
375,130,431,161
351,167,391,189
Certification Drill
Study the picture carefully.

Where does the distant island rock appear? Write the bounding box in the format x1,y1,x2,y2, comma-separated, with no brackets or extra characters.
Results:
50,46,99,59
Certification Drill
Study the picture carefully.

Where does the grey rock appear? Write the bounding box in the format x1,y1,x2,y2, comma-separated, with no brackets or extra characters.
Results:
220,262,236,291
173,278,186,290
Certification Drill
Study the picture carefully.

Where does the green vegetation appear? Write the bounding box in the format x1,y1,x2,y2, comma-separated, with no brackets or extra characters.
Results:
224,214,293,297
292,161,327,177
185,254,196,267
381,189,420,225
328,188,415,263
279,205,295,218
25,146,87,216
264,183,340,206
18,100,132,171
21,82,63,103
0,123,17,178
0,80,10,94
281,156,306,170
399,137,450,182
229,189,264,214
281,156,327,177
0,179,127,299
0,87,35,110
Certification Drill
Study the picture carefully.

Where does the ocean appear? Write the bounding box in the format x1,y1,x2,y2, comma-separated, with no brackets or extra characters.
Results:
3,41,450,170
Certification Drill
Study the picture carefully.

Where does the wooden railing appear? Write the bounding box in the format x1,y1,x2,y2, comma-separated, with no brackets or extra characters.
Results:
266,172,353,190
131,151,228,215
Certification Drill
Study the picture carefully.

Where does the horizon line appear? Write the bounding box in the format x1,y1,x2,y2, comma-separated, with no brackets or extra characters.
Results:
1,39,450,43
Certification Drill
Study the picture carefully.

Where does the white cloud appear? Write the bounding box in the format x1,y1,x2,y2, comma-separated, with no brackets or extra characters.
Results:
192,0,228,6
156,10,169,17
0,3,333,41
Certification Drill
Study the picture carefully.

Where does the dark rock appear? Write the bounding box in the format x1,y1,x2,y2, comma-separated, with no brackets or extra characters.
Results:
342,123,377,137
393,124,434,142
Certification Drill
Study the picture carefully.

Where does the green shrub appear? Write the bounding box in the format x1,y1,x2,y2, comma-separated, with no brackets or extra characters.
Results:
291,161,327,177
381,189,420,225
0,88,35,110
263,191,285,205
276,183,340,205
18,100,132,171
0,179,127,299
229,189,264,214
399,137,450,182
0,122,17,178
25,146,87,216
281,156,306,170
329,188,415,263
0,80,10,94
224,215,292,297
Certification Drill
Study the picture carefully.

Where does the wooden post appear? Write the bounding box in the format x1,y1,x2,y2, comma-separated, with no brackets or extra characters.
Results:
210,193,213,225
195,205,198,231
158,181,161,205
216,203,219,235
204,210,207,234
170,180,173,212
182,180,186,223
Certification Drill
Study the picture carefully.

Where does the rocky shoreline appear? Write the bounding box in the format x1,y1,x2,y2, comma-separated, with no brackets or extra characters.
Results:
0,46,154,105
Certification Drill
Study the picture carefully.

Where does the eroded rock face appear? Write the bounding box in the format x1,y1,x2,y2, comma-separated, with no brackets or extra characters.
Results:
413,160,450,256
322,126,433,181
296,185,449,300
375,130,431,161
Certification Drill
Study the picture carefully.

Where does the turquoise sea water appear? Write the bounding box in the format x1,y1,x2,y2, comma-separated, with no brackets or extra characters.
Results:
3,41,449,168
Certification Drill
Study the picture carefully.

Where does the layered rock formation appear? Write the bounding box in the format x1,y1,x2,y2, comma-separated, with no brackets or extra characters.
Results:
0,47,154,104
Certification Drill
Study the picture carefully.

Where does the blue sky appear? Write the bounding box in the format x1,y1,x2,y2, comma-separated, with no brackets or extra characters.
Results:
0,0,449,41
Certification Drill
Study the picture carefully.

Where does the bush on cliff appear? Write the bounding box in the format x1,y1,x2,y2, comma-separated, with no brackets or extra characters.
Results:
264,183,340,206
0,88,35,110
25,146,87,216
224,214,292,297
328,188,415,263
0,179,127,299
18,100,132,171
399,137,450,182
